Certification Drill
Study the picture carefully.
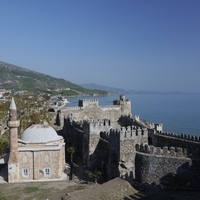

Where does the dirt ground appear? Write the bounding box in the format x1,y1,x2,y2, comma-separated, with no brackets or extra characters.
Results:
1,177,200,200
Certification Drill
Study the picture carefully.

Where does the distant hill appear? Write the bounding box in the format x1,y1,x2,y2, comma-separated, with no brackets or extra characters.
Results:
0,61,108,96
80,83,126,94
81,83,182,95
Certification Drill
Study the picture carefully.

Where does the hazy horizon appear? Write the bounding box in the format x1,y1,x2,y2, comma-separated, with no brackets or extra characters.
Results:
1,1,200,93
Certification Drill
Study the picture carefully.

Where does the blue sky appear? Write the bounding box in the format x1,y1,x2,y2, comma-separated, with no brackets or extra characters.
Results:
0,0,199,93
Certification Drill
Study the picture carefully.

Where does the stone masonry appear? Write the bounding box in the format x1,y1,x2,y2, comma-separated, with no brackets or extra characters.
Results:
49,94,200,189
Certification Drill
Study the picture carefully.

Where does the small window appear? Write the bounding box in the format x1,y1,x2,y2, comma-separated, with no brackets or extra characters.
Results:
22,168,28,177
44,168,51,176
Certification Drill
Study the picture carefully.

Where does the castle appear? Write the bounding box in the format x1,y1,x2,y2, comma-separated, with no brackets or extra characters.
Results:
49,94,200,188
1,95,200,188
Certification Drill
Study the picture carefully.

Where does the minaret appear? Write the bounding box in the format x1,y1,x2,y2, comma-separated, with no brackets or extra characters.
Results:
7,97,20,182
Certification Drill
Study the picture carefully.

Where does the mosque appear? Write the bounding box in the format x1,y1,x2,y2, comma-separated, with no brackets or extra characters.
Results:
6,98,66,182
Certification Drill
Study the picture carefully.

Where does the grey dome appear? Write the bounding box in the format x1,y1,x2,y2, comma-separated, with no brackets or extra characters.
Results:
21,123,60,143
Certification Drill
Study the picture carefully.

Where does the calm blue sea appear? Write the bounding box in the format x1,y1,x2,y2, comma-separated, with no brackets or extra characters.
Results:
67,94,200,136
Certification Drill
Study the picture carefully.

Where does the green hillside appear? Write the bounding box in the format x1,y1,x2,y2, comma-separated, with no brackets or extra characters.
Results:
0,61,108,96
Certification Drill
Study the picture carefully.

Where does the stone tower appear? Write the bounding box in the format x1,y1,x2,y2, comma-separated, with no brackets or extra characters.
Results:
7,97,20,182
119,94,132,116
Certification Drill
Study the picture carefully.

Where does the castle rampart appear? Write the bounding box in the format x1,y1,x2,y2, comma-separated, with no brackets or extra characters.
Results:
156,131,200,142
78,99,98,108
135,152,197,186
49,95,132,130
136,144,187,158
149,123,163,131
55,94,200,188
149,131,200,157
119,126,148,142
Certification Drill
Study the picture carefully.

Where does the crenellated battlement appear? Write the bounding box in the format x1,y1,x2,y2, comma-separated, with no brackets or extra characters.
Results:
82,99,98,102
119,126,148,140
110,128,121,136
86,119,111,127
49,94,132,127
99,126,148,143
100,131,110,142
78,99,98,108
137,144,187,158
149,123,163,131
156,131,200,142
100,126,148,144
71,119,112,129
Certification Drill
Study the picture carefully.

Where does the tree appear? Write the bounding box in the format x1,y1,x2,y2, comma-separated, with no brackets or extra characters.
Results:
0,139,9,158
13,94,50,134
67,147,75,180
85,168,102,183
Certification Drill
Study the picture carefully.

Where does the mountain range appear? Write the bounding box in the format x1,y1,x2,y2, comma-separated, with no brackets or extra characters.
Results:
80,83,182,95
0,61,182,96
80,83,126,94
0,61,108,96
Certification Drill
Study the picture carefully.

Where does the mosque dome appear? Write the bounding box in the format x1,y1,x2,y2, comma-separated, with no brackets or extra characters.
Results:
21,123,60,143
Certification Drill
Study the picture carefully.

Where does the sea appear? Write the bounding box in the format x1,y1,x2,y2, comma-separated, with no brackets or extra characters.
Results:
67,93,200,136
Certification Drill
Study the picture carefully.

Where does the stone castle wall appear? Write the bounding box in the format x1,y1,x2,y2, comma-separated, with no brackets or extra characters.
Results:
137,144,188,157
149,131,200,157
54,95,200,188
156,131,200,141
78,99,98,108
135,153,191,183
50,95,132,126
135,144,200,189
63,105,127,123
90,127,149,180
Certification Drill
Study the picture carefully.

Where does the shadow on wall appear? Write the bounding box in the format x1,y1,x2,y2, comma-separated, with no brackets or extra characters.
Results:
71,134,110,183
135,150,200,191
123,170,134,183
55,110,61,126
160,160,200,190
123,160,200,200
109,153,119,179
0,163,7,182
89,133,109,170
86,130,121,182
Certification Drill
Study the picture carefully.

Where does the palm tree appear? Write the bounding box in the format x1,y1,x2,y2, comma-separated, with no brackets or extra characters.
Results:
67,147,75,180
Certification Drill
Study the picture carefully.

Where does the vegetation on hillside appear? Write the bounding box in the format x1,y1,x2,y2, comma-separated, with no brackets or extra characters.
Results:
0,61,108,96
0,93,50,156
